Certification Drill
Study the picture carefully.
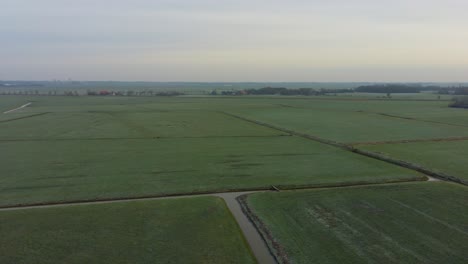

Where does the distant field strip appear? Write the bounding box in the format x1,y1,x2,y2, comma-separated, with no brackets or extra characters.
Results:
230,106,468,143
364,111,468,128
0,111,286,140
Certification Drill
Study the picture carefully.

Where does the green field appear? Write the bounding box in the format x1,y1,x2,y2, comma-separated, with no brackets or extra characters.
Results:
0,135,423,207
0,196,255,264
231,102,468,143
244,182,468,264
2,95,468,263
0,111,284,139
361,140,468,183
0,96,426,207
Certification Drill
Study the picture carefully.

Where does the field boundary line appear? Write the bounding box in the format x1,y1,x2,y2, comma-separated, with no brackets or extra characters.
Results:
221,112,467,186
351,136,468,146
0,179,429,211
3,102,32,114
0,112,50,123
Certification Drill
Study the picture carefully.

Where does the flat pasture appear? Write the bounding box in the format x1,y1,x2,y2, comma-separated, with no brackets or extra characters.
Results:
0,96,427,207
232,105,468,143
0,136,422,207
243,182,468,264
0,110,283,140
2,95,468,263
0,196,256,264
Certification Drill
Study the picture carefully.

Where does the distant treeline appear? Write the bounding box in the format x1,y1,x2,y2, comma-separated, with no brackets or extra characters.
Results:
356,84,468,95
216,87,351,96
0,90,184,96
213,84,468,96
87,90,184,96
355,84,428,93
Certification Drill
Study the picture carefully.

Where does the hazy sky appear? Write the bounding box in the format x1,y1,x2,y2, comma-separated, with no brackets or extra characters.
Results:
2,0,468,81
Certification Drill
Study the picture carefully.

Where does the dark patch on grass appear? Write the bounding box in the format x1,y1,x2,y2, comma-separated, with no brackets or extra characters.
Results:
230,163,262,168
152,169,198,175
309,205,339,228
218,159,244,164
232,174,252,178
276,104,295,108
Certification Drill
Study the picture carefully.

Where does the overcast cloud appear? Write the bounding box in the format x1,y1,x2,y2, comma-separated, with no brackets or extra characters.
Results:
1,0,468,81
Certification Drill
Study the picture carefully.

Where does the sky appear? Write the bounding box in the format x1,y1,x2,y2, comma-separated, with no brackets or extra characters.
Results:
1,0,468,82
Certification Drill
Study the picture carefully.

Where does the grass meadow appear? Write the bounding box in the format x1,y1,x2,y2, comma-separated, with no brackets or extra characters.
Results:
1,94,467,263
0,96,425,207
0,196,256,264
231,102,468,143
361,140,468,183
244,182,468,264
